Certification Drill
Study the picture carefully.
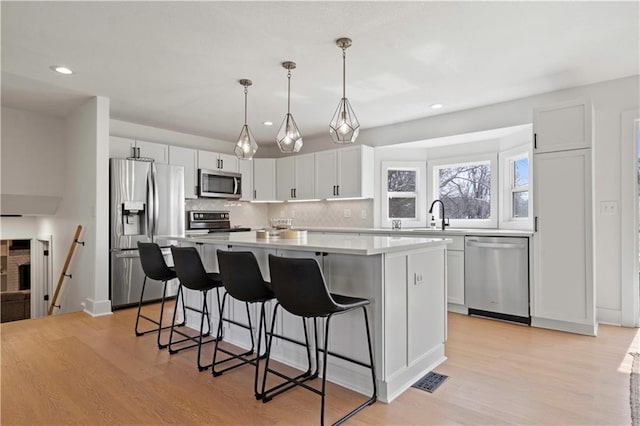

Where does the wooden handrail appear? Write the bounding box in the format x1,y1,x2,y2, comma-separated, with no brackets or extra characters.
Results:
48,225,83,315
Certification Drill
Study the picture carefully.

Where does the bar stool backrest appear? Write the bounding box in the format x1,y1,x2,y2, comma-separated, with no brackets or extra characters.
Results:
170,246,211,291
137,242,175,281
268,254,336,318
217,250,272,302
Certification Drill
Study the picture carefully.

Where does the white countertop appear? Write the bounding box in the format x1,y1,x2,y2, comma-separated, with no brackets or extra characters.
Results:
297,226,533,237
175,231,450,256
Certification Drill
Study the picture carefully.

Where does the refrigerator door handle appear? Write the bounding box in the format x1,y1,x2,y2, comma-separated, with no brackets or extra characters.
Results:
146,167,154,239
152,164,160,239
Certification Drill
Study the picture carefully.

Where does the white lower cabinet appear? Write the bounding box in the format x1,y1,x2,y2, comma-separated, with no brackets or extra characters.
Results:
446,236,465,306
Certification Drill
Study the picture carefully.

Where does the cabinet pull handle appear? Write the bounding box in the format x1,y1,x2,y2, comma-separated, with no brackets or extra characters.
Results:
254,189,257,199
534,216,538,232
336,185,340,196
291,188,294,198
333,185,336,196
221,159,224,169
294,188,297,198
534,133,537,150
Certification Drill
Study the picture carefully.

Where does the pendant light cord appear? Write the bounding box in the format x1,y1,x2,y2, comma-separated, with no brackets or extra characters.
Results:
244,86,248,125
287,70,292,115
342,48,346,99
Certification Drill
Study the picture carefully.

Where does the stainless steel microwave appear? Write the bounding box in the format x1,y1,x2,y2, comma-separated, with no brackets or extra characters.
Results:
198,169,242,199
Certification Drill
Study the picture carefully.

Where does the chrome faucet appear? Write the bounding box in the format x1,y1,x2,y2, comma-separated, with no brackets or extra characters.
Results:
428,199,449,230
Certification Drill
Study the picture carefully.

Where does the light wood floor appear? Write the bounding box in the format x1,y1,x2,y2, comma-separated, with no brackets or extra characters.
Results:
1,306,638,425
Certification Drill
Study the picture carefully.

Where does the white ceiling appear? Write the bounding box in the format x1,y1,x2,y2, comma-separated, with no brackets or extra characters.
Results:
2,1,638,147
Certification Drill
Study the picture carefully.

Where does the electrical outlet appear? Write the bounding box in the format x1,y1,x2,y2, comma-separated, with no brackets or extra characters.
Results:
344,208,351,218
360,209,367,219
600,201,617,216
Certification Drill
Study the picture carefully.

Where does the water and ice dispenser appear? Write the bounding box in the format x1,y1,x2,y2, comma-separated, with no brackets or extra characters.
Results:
122,201,146,235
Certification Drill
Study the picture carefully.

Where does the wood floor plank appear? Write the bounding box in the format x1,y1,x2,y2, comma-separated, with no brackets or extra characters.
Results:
1,307,638,425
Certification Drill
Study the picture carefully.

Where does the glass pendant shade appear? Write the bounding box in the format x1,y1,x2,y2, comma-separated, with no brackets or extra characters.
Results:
235,124,258,159
276,113,303,153
330,37,359,144
234,79,258,160
329,97,360,144
276,61,303,153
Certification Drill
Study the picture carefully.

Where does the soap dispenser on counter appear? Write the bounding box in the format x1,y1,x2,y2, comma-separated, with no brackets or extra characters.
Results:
429,215,437,230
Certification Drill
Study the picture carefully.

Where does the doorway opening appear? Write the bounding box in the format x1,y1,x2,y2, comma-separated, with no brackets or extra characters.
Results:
1,239,32,323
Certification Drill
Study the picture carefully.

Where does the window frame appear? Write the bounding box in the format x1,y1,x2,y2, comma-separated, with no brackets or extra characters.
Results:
499,145,533,230
381,161,426,228
427,154,498,229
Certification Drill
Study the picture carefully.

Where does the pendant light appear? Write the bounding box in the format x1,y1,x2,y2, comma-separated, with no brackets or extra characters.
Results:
329,37,360,144
234,79,258,160
276,61,303,153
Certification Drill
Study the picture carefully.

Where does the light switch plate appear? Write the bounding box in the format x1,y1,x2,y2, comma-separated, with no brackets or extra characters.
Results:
600,201,617,215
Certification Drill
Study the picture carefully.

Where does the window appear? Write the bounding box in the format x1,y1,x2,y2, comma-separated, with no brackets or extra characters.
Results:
511,156,529,218
428,155,498,228
381,161,426,228
499,146,532,229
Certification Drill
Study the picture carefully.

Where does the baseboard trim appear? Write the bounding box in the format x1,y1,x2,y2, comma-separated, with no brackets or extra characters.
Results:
83,298,113,317
531,316,597,336
597,307,622,326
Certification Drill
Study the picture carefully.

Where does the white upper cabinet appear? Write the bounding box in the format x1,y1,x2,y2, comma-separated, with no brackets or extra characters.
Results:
533,98,592,153
238,159,253,202
168,146,198,199
315,150,338,199
109,137,168,164
110,136,134,158
315,145,374,199
136,140,168,163
276,154,316,201
198,150,238,173
253,158,277,201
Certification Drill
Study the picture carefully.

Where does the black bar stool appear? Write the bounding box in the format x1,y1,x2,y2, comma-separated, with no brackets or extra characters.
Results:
168,246,224,371
135,242,187,349
264,254,377,426
213,250,275,398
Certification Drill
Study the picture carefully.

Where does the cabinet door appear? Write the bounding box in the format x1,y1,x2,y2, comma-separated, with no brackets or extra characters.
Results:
198,150,219,170
109,136,134,159
407,249,445,364
253,159,276,201
446,250,464,305
238,159,253,202
276,157,295,201
168,146,198,199
218,153,238,173
533,99,592,153
315,150,337,199
336,146,362,198
294,154,316,199
533,149,593,327
136,140,168,163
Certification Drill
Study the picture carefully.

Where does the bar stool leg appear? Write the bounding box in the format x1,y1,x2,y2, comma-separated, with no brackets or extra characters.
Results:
320,315,332,426
254,302,268,399
362,306,378,403
156,280,168,348
167,284,183,353
197,289,212,371
211,291,229,375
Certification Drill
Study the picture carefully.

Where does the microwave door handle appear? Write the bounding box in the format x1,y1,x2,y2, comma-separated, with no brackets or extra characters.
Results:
234,176,239,195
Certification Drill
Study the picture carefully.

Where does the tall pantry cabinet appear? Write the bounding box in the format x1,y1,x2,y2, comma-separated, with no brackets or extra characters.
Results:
532,99,596,335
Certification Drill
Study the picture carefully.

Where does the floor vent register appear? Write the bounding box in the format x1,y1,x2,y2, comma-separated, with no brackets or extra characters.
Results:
411,371,449,393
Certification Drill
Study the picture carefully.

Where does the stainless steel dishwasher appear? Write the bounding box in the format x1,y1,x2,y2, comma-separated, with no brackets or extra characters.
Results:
464,236,530,324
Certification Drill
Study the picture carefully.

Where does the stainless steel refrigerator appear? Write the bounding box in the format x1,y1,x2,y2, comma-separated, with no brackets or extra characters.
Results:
109,158,185,309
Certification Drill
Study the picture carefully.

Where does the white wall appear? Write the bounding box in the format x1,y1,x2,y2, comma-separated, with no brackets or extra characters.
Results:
1,107,65,214
110,119,236,154
0,216,39,239
38,97,111,317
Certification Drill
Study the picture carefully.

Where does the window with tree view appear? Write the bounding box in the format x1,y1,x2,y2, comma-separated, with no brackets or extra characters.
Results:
511,157,529,218
387,168,417,219
436,162,491,219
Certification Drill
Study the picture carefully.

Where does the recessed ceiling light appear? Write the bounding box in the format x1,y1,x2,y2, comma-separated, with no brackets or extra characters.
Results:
50,65,73,75
263,121,273,126
431,103,444,109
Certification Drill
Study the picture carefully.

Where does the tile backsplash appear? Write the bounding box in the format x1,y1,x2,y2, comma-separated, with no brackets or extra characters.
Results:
185,199,269,228
185,199,374,229
268,199,373,228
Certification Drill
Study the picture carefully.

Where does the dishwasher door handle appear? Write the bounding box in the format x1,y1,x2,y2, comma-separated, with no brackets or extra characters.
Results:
466,241,526,250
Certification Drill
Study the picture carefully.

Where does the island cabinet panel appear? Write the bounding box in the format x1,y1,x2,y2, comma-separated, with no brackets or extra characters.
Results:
383,255,408,377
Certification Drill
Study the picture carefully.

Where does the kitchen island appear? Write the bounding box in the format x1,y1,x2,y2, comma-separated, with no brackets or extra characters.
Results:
172,232,450,403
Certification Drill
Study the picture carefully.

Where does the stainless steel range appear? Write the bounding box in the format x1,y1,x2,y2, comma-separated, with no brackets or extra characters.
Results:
186,211,251,233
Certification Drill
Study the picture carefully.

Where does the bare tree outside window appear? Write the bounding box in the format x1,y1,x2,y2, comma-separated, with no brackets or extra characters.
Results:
388,169,417,219
438,163,491,219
